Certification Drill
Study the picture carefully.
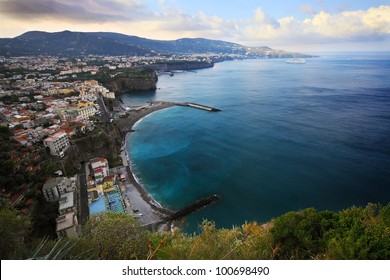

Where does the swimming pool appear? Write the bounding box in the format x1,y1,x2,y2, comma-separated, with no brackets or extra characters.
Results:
89,195,107,215
106,191,125,213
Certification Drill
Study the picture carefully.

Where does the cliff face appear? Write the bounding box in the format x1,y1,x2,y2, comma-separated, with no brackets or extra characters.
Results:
103,69,158,93
67,127,122,167
151,61,214,71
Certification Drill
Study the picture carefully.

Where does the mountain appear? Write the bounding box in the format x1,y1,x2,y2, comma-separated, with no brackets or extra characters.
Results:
0,30,311,58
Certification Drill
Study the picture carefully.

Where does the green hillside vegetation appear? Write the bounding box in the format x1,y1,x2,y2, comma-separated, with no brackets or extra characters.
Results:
2,202,389,260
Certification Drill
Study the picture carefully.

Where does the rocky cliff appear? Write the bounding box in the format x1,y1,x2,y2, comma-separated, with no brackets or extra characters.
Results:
103,68,158,93
150,61,214,71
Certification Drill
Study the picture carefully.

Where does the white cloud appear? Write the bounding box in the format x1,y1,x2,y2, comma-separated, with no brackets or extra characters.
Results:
241,5,390,47
0,1,389,50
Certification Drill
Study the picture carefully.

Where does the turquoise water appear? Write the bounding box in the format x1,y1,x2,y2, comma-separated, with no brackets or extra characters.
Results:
89,191,125,215
89,195,106,215
124,53,390,232
107,191,125,213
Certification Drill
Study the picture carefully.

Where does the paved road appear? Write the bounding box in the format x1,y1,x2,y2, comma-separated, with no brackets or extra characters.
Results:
97,95,111,123
78,163,89,226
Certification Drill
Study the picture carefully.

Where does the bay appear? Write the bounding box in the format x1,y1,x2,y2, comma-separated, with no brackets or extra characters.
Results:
123,53,390,232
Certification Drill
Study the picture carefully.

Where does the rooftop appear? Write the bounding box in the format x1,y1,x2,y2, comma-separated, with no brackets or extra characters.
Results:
42,177,64,191
59,192,74,212
56,212,76,232
45,131,67,142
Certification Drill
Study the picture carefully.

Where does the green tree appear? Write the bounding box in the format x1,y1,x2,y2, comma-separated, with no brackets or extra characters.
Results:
82,212,149,259
270,208,337,259
325,203,390,259
0,208,31,259
30,192,58,239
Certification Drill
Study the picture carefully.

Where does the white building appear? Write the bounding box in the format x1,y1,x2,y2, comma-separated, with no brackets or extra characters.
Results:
90,157,109,183
42,177,75,202
58,192,75,215
101,91,115,99
56,212,78,238
77,105,96,120
43,131,70,156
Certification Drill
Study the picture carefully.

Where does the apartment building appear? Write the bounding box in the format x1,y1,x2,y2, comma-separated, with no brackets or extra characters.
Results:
90,157,109,184
42,176,75,202
43,131,70,156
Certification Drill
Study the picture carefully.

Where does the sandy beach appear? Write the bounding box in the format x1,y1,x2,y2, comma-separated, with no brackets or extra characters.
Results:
115,102,176,227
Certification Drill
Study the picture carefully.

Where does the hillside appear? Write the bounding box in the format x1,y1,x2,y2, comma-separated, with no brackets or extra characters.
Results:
0,30,313,58
2,202,389,260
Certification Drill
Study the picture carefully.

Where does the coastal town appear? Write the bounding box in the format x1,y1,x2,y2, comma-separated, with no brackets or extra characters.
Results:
0,54,220,238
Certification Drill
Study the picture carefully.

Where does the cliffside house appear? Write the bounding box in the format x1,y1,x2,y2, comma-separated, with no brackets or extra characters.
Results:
56,211,79,238
42,176,75,202
90,157,109,184
58,191,75,215
43,130,70,156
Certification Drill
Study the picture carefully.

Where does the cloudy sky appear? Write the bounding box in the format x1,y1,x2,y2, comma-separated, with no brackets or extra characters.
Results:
0,0,389,51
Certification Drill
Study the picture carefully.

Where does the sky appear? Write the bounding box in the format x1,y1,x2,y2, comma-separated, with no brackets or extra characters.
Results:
0,0,389,52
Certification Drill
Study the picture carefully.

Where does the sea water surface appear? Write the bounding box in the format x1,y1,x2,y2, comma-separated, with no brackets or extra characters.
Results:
123,53,390,232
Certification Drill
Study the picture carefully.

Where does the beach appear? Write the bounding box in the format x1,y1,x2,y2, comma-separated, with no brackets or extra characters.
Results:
115,102,176,228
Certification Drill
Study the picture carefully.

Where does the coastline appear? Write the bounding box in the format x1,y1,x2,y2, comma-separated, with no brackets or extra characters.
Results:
116,102,176,224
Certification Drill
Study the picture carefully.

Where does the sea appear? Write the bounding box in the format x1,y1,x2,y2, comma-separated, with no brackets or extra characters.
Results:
123,52,390,233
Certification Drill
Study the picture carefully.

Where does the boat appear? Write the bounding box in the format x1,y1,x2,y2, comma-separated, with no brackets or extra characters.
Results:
286,58,306,64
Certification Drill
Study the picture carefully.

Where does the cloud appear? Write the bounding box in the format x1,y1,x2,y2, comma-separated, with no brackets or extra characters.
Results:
0,0,150,22
0,1,389,50
302,5,390,39
241,5,390,47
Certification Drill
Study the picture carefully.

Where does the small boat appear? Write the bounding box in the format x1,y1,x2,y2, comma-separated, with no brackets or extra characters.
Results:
286,58,306,64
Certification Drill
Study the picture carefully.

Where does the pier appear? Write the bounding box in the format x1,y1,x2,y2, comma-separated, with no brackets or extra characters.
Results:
180,102,221,112
162,194,219,223
147,100,222,112
142,194,220,231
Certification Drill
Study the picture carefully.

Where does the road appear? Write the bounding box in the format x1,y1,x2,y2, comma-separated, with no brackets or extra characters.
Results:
77,163,89,226
97,95,111,123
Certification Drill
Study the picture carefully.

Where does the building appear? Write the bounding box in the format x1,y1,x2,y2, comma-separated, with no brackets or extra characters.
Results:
56,211,78,238
57,109,78,121
57,105,96,121
101,91,115,99
42,178,61,202
76,105,96,120
90,157,109,183
58,192,75,215
43,131,70,156
42,177,75,202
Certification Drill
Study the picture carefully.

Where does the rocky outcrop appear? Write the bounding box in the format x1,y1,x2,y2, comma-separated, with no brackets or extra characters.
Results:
103,69,158,93
150,61,214,71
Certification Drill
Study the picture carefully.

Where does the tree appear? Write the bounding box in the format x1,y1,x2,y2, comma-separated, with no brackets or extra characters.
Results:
82,212,149,259
270,208,337,259
30,192,58,239
325,203,390,259
0,208,31,259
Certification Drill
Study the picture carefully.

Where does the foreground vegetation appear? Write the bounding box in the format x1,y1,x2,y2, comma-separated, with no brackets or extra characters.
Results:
1,202,389,260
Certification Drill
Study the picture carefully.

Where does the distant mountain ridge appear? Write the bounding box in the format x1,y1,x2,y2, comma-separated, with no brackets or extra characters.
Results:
0,30,311,58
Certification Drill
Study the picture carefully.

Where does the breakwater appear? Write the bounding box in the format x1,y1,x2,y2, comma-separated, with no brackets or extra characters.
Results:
162,194,220,223
142,194,220,231
179,102,222,112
